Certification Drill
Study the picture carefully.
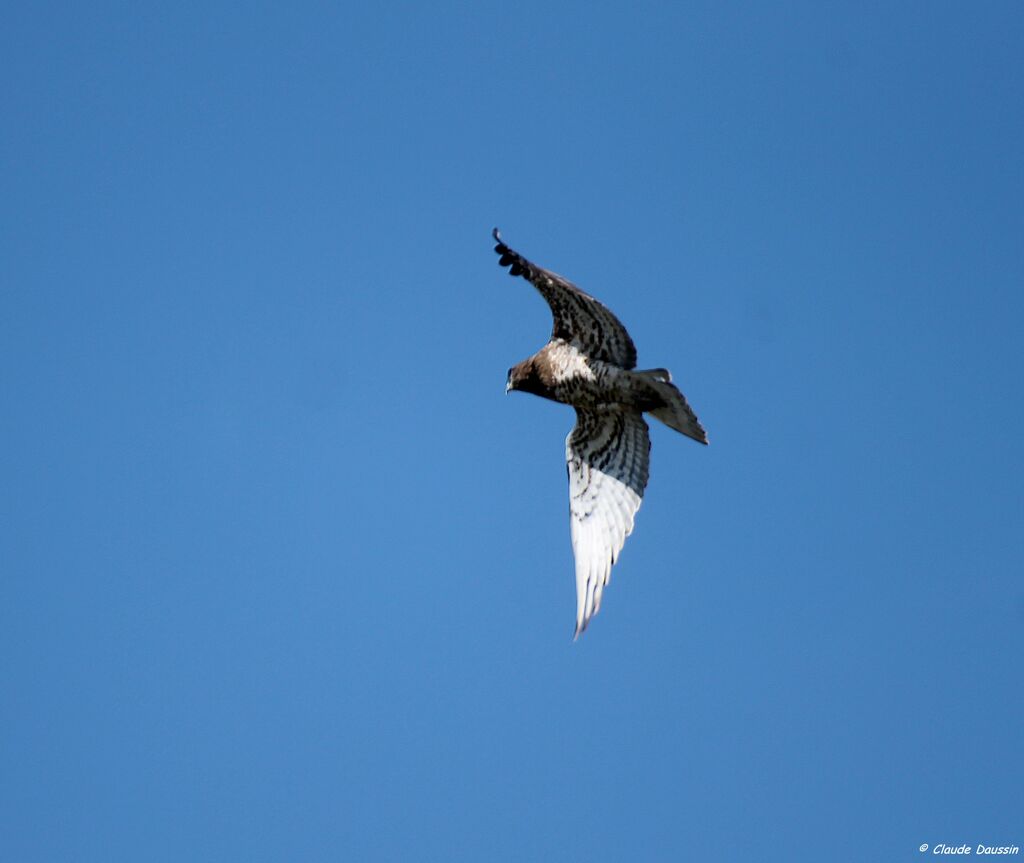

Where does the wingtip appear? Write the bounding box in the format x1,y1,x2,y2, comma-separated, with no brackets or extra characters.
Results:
492,227,509,259
492,230,525,275
573,615,589,641
493,228,512,262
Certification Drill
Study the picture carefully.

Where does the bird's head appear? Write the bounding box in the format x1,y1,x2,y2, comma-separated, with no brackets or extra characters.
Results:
506,359,549,398
505,364,522,394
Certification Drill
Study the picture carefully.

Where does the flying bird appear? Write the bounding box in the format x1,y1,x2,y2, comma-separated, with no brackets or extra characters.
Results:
494,228,708,637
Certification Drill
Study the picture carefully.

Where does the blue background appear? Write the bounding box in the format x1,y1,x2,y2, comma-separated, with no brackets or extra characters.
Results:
3,3,1022,861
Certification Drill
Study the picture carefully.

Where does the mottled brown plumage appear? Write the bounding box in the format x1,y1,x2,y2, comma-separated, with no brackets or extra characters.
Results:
494,229,708,637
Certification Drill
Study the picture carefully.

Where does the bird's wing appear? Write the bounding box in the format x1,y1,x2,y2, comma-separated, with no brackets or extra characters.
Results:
493,228,638,369
566,407,651,637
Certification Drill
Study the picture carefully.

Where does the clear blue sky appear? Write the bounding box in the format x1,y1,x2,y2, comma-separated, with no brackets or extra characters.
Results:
2,3,1022,861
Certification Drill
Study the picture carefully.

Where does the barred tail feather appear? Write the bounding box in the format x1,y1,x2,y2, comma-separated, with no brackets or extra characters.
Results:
632,369,709,445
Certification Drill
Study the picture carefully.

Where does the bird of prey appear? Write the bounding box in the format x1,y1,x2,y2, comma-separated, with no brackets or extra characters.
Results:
494,228,707,637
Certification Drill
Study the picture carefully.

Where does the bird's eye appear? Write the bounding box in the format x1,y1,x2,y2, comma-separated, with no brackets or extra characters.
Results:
506,367,513,380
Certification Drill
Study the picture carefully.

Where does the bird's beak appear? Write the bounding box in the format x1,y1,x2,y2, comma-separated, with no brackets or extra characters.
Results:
505,380,512,394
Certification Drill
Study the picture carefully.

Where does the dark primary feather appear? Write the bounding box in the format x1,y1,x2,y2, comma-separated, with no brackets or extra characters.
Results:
492,228,638,369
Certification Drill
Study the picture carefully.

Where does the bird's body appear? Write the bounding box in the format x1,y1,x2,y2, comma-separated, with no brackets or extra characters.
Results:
511,343,639,408
495,229,707,637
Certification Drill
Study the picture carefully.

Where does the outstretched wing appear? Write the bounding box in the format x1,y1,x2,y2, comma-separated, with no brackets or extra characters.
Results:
493,228,638,369
566,407,651,637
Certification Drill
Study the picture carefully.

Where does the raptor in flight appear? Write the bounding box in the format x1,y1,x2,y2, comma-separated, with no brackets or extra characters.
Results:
494,228,708,637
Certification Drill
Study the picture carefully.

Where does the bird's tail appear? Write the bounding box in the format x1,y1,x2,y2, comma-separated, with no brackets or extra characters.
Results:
631,369,709,445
